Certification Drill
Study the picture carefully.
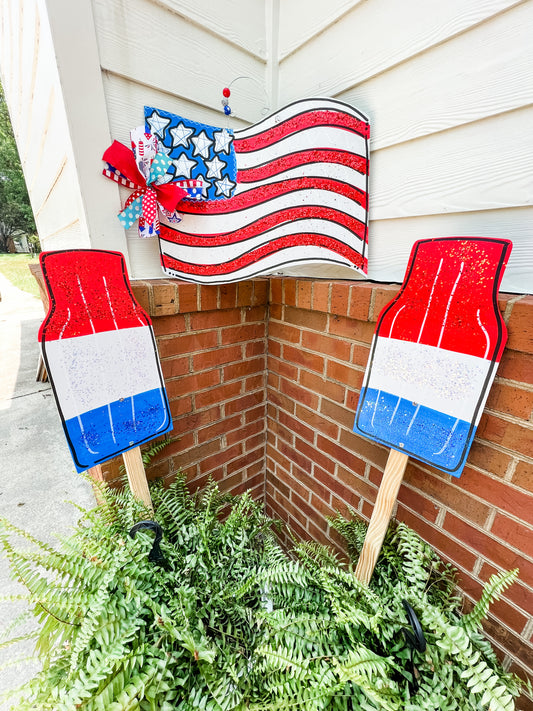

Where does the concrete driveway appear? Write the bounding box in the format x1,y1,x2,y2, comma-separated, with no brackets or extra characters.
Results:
0,272,95,708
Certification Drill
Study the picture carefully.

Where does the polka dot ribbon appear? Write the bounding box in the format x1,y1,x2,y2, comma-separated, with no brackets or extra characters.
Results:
102,130,187,239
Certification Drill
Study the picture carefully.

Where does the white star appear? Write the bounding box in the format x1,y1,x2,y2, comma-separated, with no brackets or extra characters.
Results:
215,175,236,198
213,129,233,154
146,111,171,138
191,130,212,158
173,153,197,179
170,122,194,148
205,155,226,180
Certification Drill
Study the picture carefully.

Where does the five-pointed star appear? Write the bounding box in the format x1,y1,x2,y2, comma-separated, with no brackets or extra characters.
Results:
170,122,194,148
191,131,212,158
213,129,233,154
172,153,197,179
193,174,211,197
215,175,236,198
205,155,226,180
146,111,171,138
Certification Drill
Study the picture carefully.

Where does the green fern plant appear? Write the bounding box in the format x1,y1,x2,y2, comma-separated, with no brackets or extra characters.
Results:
0,475,525,710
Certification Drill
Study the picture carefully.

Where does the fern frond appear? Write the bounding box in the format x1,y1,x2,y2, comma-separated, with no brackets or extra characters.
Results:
461,569,519,634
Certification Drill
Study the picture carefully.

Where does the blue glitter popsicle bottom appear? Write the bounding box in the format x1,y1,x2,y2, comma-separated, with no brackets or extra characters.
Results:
354,388,475,476
63,388,172,472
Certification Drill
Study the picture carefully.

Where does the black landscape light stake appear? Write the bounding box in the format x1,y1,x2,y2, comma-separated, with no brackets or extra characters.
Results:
402,599,427,693
129,520,166,567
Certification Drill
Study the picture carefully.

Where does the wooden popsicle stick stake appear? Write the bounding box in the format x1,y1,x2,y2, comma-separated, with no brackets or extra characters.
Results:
354,449,409,585
122,446,153,510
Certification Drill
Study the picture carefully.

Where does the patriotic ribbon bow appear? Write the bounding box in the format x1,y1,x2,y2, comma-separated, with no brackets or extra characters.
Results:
102,128,187,239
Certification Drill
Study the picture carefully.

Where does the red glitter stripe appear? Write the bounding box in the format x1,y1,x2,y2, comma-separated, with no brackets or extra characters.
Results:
160,206,366,246
178,177,367,216
237,149,368,183
234,110,370,153
162,234,366,275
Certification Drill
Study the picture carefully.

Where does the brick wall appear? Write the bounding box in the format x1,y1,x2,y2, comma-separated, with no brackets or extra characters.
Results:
50,269,531,707
266,278,533,707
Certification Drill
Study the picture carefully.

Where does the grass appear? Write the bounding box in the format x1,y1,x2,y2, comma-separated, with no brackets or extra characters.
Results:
0,253,40,298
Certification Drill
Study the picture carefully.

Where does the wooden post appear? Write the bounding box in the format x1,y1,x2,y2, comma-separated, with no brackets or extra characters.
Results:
122,447,153,510
354,449,409,585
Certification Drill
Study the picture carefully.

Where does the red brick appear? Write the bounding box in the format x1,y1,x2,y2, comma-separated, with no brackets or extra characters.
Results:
300,370,345,403
152,314,187,336
268,388,296,415
225,390,265,416
166,369,220,399
131,281,151,314
339,430,390,469
268,339,281,358
280,377,319,410
198,285,218,311
269,320,301,344
173,438,220,469
477,414,533,459
226,447,264,476
195,381,242,409
190,309,241,331
244,431,265,452
337,466,377,504
317,434,366,476
172,407,221,437
298,437,336,474
266,443,292,474
246,340,266,357
312,282,330,312
281,279,297,307
352,343,371,368
227,419,264,447
301,330,351,361
279,409,315,443
219,284,237,309
177,283,198,313
460,466,533,521
467,441,512,478
169,396,192,418
270,278,282,304
326,359,362,388
486,382,533,420
279,438,313,474
193,345,242,371
443,513,533,587
397,485,440,523
397,508,478,571
245,373,264,392
199,442,243,475
221,322,265,345
330,282,351,317
269,355,298,381
198,414,241,444
292,464,332,504
320,399,355,429
284,344,324,373
284,305,328,333
161,355,190,380
404,463,491,526
456,568,529,635
507,296,533,354
328,314,375,343
513,461,533,492
348,283,374,321
237,281,253,306
245,306,267,323
252,279,268,306
224,356,265,382
152,282,178,316
159,331,218,358
497,350,533,386
313,467,359,507
371,285,400,321
491,513,533,558
296,280,312,309
295,404,339,440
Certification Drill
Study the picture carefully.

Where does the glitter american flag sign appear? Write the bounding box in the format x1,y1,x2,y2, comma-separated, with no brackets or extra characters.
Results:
145,98,370,283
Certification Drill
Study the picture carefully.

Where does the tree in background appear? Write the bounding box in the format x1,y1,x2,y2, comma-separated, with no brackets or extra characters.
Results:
0,81,36,252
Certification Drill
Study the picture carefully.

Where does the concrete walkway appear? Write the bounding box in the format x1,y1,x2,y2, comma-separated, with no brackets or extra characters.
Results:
0,272,95,708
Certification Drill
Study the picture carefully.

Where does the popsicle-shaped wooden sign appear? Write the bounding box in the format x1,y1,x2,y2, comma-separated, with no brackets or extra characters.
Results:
39,250,173,505
353,237,512,584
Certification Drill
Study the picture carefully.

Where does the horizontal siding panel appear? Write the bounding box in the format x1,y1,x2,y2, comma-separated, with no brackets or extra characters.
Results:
153,0,266,59
102,72,249,143
337,1,533,150
92,0,265,124
278,0,523,104
370,107,533,219
278,0,361,59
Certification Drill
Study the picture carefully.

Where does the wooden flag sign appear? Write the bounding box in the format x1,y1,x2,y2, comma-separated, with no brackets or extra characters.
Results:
353,237,512,584
39,250,172,503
